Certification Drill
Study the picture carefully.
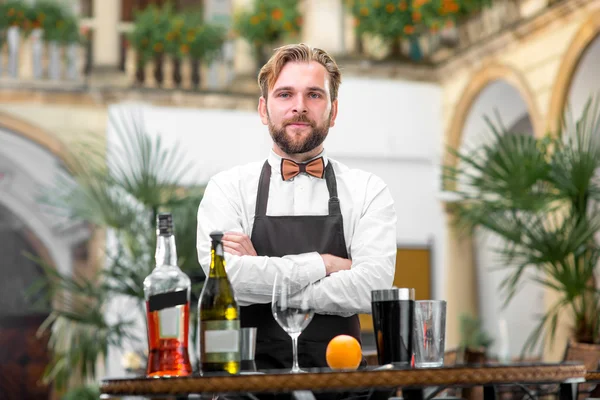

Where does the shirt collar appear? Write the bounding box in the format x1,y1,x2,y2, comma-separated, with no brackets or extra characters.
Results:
267,149,329,178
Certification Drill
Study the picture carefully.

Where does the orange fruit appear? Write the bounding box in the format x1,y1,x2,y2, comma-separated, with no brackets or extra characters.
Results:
325,334,362,370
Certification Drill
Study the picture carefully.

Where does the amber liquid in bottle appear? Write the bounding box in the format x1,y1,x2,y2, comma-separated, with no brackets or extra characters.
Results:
146,301,192,377
143,213,193,377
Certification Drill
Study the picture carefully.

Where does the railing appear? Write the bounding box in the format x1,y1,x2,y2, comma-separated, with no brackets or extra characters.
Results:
0,27,86,85
122,47,236,91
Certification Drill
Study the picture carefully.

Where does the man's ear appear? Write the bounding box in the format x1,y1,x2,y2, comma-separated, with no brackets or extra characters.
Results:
329,99,339,128
258,97,269,125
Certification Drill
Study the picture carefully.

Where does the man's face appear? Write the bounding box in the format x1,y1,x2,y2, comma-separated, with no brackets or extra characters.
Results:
259,61,338,157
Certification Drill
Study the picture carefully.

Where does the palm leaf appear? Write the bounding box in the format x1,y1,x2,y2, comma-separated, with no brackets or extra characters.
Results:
33,106,206,390
445,93,600,351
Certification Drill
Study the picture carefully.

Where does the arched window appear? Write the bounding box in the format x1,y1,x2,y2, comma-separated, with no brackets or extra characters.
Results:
0,204,50,316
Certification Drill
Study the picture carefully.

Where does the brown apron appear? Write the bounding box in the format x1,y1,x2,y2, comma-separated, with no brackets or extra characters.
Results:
240,160,361,370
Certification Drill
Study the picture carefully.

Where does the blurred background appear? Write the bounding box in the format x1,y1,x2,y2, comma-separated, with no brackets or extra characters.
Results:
1,0,600,398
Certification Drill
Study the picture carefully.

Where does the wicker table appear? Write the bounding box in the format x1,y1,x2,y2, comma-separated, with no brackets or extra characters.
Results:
100,362,586,400
584,371,600,398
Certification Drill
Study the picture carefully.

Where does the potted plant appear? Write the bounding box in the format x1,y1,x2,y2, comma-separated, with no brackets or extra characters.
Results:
24,0,55,79
182,14,226,89
129,4,174,86
35,1,78,80
233,0,301,71
1,0,30,77
458,314,494,363
56,12,83,80
344,0,492,60
443,97,600,359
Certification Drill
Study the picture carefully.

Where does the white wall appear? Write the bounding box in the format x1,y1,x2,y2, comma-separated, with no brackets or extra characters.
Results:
459,80,545,360
104,76,446,376
568,35,600,119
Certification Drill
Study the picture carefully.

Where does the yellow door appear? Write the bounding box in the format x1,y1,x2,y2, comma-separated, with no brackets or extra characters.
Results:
359,247,431,332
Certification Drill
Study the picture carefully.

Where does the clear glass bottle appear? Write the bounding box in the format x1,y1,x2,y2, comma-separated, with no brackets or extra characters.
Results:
143,213,192,377
198,231,241,375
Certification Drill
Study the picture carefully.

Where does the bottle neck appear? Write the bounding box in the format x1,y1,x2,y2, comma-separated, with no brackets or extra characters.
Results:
210,241,226,278
155,234,178,268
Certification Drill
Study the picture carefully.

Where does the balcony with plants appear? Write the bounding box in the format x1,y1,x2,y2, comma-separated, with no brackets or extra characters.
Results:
0,0,86,85
342,0,525,64
124,3,226,90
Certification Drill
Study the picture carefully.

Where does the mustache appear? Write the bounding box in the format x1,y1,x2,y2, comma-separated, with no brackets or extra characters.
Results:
283,115,315,127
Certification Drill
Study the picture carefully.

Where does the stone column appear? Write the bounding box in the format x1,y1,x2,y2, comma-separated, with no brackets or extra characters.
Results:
181,58,192,90
48,41,62,80
232,0,256,77
7,26,21,78
301,0,345,54
443,206,479,350
30,28,44,79
125,47,137,84
19,36,34,79
92,0,120,69
205,0,233,90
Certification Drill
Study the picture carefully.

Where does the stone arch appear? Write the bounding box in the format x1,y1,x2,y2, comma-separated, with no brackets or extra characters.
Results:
442,64,541,350
443,64,543,190
0,110,69,166
547,10,600,132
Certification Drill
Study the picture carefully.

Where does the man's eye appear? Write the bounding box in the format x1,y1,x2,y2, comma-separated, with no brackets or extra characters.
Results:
278,92,290,98
309,92,321,99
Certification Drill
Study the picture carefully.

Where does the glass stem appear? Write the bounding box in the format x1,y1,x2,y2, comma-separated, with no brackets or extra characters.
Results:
291,334,301,373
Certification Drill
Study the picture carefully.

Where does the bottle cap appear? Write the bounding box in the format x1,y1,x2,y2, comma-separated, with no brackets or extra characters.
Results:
157,213,174,235
210,231,224,243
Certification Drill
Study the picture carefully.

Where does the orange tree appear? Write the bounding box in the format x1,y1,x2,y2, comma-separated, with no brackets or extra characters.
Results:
234,0,301,67
170,13,225,63
345,0,492,59
129,4,174,65
32,1,64,40
1,0,29,28
165,12,226,88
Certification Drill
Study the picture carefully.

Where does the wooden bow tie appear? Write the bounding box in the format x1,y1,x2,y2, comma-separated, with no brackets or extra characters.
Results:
281,157,325,181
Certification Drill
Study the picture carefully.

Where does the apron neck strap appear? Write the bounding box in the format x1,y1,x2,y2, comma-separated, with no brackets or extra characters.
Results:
255,160,341,217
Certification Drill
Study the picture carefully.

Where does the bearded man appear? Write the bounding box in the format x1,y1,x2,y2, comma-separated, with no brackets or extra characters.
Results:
196,43,397,371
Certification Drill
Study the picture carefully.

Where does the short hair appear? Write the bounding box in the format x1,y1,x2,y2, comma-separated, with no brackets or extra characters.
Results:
257,43,342,102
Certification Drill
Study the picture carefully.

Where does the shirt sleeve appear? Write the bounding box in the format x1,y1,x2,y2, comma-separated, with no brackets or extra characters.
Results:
289,175,397,316
197,175,327,305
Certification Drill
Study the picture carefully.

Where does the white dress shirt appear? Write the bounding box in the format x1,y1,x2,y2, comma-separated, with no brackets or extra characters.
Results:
196,149,397,316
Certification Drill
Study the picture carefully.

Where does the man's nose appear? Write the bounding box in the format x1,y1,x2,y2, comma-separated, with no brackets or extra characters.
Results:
292,96,307,114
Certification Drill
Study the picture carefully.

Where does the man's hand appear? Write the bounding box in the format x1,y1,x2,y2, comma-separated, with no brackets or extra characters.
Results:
321,254,352,276
222,231,258,256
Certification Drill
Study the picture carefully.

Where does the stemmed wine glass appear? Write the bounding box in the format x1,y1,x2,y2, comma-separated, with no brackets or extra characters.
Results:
272,274,315,373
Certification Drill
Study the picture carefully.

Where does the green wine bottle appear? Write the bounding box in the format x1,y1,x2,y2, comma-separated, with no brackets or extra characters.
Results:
198,231,241,375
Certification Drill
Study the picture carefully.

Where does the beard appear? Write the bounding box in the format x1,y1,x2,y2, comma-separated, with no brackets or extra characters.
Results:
268,112,331,155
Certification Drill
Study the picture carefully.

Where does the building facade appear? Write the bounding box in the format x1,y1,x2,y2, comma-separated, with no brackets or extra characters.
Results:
1,0,600,397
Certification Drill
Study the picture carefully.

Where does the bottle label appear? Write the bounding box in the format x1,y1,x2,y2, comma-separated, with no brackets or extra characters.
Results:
148,290,188,340
158,306,181,339
201,320,240,363
148,290,188,311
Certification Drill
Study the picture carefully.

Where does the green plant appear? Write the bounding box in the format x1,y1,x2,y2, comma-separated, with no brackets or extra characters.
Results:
129,4,174,63
57,13,81,44
182,14,226,62
33,108,205,391
29,2,51,30
345,0,492,54
459,314,494,351
233,0,301,63
444,95,600,353
1,0,30,28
